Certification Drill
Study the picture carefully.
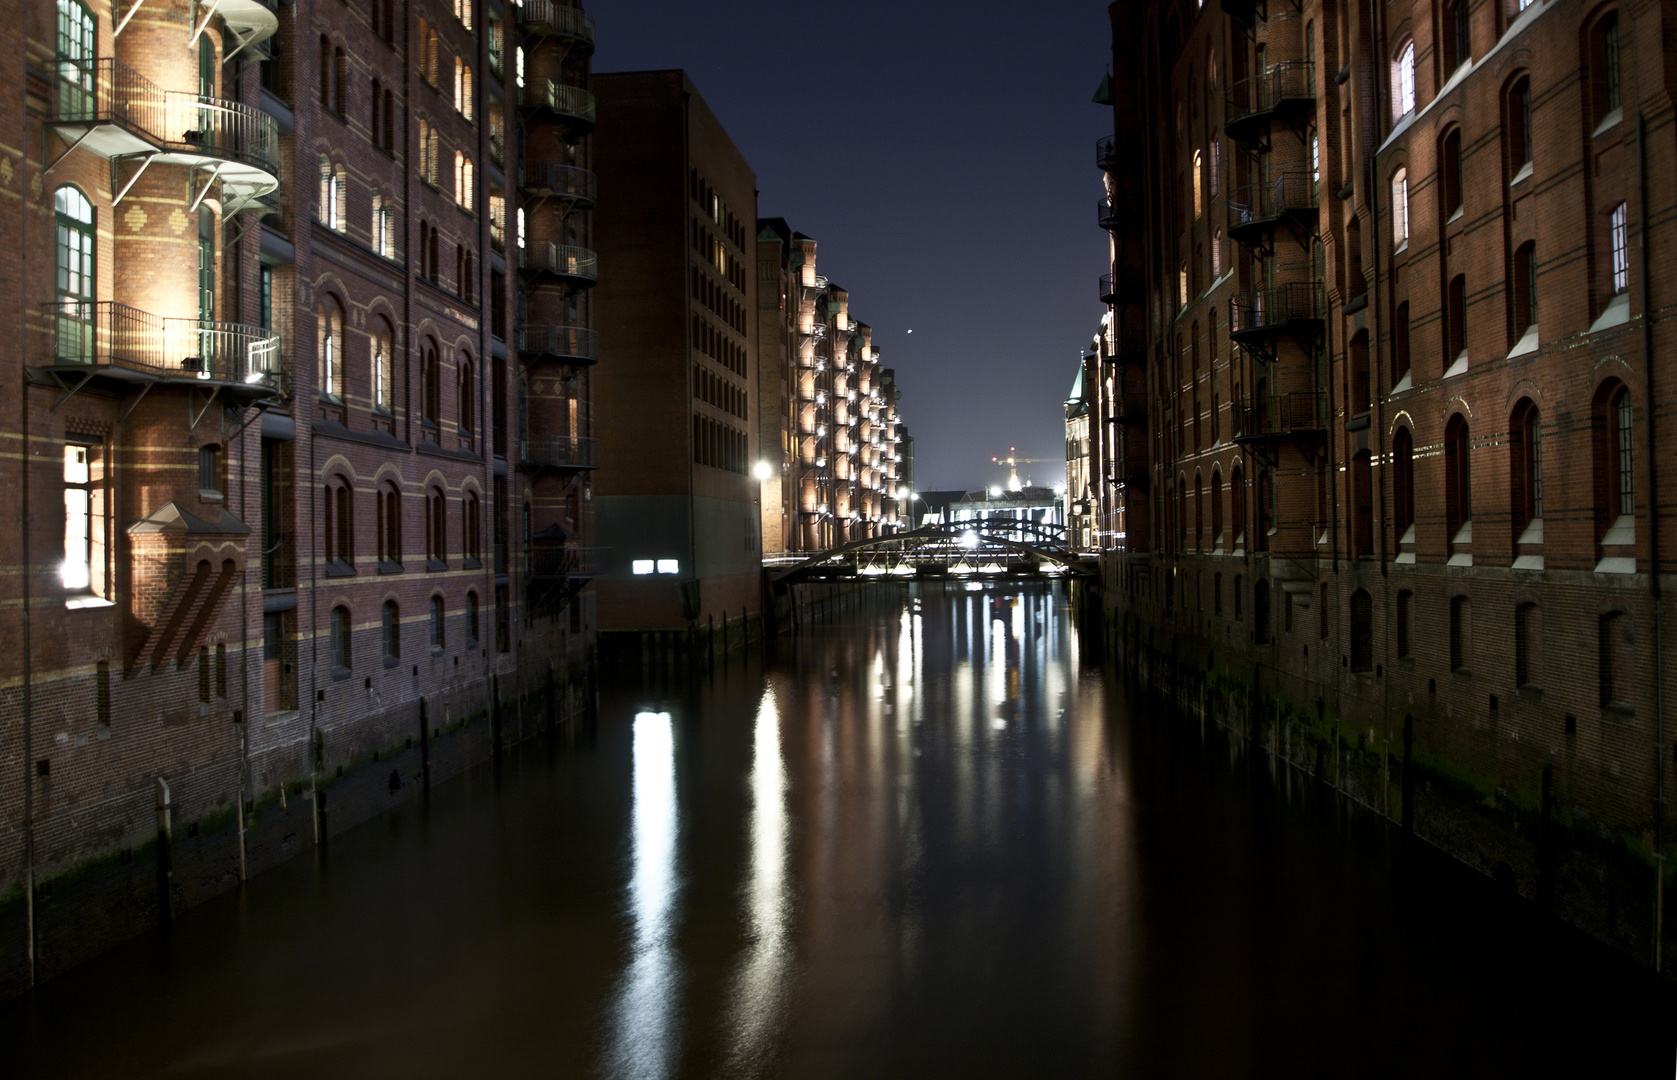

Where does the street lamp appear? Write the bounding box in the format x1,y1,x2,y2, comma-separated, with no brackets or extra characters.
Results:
752,460,774,482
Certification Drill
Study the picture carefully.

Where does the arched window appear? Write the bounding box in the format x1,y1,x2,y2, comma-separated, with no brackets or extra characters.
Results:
1192,150,1203,218
1351,450,1374,559
421,339,441,425
1349,330,1370,414
371,319,393,411
430,594,445,648
1507,76,1533,173
1444,415,1472,543
1443,0,1470,71
1515,601,1541,688
1391,167,1410,246
457,353,475,433
1393,427,1415,545
317,301,344,399
53,185,95,361
1441,129,1464,217
1211,228,1223,278
331,605,352,669
1194,472,1204,552
377,479,402,564
426,486,447,563
1590,12,1621,125
319,35,332,108
323,475,352,564
463,490,481,562
1392,39,1416,120
383,599,400,659
1445,274,1467,368
1230,462,1246,546
1592,382,1636,560
466,591,480,643
334,46,347,114
1511,400,1543,546
1211,468,1223,549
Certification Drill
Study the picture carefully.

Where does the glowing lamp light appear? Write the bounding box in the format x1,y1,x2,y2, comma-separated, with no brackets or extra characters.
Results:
752,460,774,481
960,530,979,549
988,486,1003,498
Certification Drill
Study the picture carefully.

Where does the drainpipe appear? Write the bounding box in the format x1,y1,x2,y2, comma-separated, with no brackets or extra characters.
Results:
1363,0,1391,821
1635,107,1664,969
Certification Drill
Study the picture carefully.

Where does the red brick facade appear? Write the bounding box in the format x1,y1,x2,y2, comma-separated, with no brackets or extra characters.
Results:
0,0,597,992
1096,0,1677,968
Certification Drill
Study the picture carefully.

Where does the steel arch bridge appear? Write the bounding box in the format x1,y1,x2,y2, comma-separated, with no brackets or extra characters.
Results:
771,523,1096,585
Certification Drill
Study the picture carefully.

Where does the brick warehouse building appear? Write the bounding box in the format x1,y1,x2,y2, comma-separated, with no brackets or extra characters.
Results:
1094,0,1677,968
0,0,600,991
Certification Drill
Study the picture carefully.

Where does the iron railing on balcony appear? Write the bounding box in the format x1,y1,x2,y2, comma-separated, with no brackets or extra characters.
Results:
1235,391,1325,439
527,544,608,580
518,77,596,129
42,300,282,386
1226,61,1316,133
1227,171,1319,238
53,59,280,177
518,240,598,284
519,323,598,363
519,434,600,471
1100,273,1119,305
1098,197,1121,230
1096,134,1121,172
1229,282,1324,337
515,0,596,47
519,163,596,205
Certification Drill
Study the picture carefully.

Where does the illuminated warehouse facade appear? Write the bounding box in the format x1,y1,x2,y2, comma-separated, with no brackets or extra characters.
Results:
0,0,600,988
1096,0,1677,967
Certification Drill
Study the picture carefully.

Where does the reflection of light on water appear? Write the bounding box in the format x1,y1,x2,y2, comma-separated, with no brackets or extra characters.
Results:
606,712,681,1080
722,690,790,1076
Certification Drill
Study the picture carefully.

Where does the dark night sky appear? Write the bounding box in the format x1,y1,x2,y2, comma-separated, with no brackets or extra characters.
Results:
590,0,1114,493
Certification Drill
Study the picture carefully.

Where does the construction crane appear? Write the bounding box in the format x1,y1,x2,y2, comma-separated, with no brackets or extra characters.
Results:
990,447,1055,492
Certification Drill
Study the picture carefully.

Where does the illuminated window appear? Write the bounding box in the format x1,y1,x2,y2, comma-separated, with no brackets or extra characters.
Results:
371,320,393,410
1192,151,1203,218
1392,40,1416,120
1610,202,1629,293
657,559,680,574
317,301,343,399
631,559,654,575
61,440,104,593
1390,167,1409,245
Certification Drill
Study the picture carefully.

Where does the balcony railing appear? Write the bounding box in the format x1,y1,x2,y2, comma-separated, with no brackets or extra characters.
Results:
519,434,600,471
1226,62,1316,144
518,241,598,285
518,77,596,131
1096,134,1121,172
1227,171,1319,244
1229,282,1324,339
53,59,280,178
515,0,596,49
519,323,598,364
41,300,282,389
1235,391,1325,440
1098,197,1120,230
527,544,608,581
519,163,596,207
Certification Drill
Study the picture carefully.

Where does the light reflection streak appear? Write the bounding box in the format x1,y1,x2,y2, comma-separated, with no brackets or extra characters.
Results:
722,690,791,1076
606,712,681,1080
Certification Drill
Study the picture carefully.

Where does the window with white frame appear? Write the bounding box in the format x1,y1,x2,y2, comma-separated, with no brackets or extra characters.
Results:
1393,40,1416,121
1610,202,1629,293
1391,167,1409,245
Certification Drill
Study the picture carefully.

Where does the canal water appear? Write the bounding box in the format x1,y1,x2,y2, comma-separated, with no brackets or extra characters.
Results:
6,582,1675,1078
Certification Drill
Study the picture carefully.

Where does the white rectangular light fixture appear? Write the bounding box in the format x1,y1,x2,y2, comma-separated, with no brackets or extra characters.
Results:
632,559,655,575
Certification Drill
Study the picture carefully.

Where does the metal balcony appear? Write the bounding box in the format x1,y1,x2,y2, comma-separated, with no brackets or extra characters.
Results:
519,324,597,365
1227,171,1319,250
39,300,283,401
527,544,608,581
215,0,280,57
1234,392,1326,457
518,241,598,287
1100,274,1119,305
518,434,600,473
49,59,280,209
1229,282,1324,350
1098,197,1121,231
518,77,596,134
1100,269,1143,306
515,0,596,53
1096,134,1121,173
1225,61,1316,149
519,163,596,209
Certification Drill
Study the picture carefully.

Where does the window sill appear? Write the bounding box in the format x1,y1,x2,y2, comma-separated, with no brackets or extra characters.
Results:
1393,240,1408,258
384,655,401,669
1509,161,1534,187
331,665,352,681
1593,107,1623,139
1506,325,1539,358
1389,372,1412,395
1512,553,1544,570
1443,352,1469,379
431,647,446,657
200,490,224,502
462,556,482,570
1591,293,1630,333
325,560,357,578
378,559,404,575
1603,703,1636,723
426,558,448,572
1517,684,1543,702
64,595,115,610
1446,207,1465,225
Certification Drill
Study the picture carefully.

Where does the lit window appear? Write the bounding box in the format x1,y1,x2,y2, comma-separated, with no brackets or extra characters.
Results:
632,559,654,575
1192,151,1203,218
62,441,101,592
1391,167,1409,245
1393,40,1416,120
1611,202,1629,293
656,559,679,574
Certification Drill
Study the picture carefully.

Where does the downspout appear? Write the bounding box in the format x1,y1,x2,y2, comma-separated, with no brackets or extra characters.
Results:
1635,107,1664,969
1363,0,1391,821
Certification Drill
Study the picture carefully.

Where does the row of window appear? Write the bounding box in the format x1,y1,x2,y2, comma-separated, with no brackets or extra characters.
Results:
317,303,478,432
692,265,745,335
691,218,747,292
323,477,484,568
694,363,746,421
693,415,748,475
691,313,745,377
689,169,746,252
1161,380,1638,563
326,591,481,672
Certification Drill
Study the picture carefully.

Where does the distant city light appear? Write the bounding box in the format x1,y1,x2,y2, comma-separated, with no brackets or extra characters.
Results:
988,486,1003,497
960,530,979,549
